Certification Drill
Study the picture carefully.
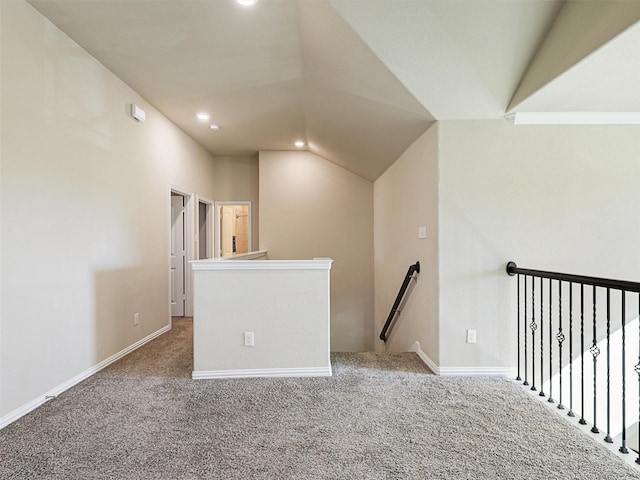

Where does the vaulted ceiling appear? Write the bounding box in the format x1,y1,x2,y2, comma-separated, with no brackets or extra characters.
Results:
27,0,640,181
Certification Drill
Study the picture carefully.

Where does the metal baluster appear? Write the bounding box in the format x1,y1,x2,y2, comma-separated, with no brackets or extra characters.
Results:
548,279,554,403
524,276,529,386
579,284,587,426
540,277,545,397
557,281,565,410
531,277,537,392
635,293,640,464
620,291,628,454
590,286,600,434
517,274,521,381
568,283,575,417
604,288,612,443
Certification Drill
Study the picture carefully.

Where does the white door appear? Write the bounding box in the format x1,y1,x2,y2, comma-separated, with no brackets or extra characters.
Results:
171,194,186,316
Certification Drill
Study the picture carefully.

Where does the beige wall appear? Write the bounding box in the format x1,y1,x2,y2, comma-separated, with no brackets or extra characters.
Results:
373,119,640,372
212,155,259,251
373,125,439,359
0,0,219,418
259,151,374,351
437,120,640,369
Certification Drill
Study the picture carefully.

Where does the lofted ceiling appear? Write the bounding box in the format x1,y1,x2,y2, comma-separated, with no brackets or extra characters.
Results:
27,0,640,181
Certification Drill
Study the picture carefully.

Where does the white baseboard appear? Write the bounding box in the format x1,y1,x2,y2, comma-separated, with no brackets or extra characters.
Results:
192,366,332,380
410,341,440,374
411,341,514,377
0,324,171,430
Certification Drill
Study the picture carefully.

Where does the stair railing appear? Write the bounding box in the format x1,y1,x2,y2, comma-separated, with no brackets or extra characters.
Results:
379,261,420,343
507,261,640,463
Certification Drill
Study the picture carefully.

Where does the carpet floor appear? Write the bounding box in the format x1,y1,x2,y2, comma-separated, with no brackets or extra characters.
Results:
1,317,639,479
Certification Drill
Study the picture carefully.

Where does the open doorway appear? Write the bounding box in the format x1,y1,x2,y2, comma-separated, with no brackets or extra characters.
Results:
214,201,251,257
170,193,186,317
169,186,194,321
197,197,213,259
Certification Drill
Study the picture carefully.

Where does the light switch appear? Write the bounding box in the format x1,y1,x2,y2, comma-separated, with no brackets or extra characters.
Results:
418,226,427,239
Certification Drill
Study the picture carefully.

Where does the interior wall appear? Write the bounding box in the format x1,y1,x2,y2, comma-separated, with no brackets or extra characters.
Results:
258,151,374,351
437,120,640,369
212,155,259,251
0,0,218,418
373,125,439,359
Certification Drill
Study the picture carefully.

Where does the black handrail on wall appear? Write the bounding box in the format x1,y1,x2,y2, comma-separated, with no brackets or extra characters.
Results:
379,261,420,343
506,261,640,464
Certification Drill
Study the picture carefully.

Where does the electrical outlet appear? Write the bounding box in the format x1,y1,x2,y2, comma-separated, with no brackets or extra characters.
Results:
244,331,254,347
133,313,139,326
467,329,476,344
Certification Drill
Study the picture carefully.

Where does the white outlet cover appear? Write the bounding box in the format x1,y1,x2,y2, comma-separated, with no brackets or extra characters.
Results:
466,329,476,344
244,331,254,346
418,226,427,239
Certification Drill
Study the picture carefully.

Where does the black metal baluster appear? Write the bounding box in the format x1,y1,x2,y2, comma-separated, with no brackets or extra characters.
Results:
620,291,628,454
590,287,600,434
540,277,545,397
579,284,587,425
604,288,612,443
635,293,640,464
548,279,554,403
524,276,529,386
568,283,575,417
531,277,537,392
557,281,565,410
517,274,521,381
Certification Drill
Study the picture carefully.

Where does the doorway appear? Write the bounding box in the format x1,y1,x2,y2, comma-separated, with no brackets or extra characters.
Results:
169,186,194,320
197,197,213,259
170,193,186,317
214,201,251,257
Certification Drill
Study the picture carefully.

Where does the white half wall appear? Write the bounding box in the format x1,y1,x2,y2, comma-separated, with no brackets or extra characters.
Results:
258,151,374,351
191,258,332,377
0,0,218,419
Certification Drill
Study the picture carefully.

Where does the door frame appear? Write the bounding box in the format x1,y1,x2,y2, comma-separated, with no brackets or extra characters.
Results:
169,185,195,320
214,201,252,258
196,196,214,259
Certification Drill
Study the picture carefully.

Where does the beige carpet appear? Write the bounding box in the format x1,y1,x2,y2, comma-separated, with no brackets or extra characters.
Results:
1,317,639,479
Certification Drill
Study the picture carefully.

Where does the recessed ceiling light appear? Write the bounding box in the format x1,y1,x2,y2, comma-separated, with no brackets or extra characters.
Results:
209,124,221,131
196,112,210,121
236,0,257,6
294,141,305,148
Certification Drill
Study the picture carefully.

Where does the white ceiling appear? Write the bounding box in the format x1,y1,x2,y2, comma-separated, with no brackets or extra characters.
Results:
27,0,640,181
